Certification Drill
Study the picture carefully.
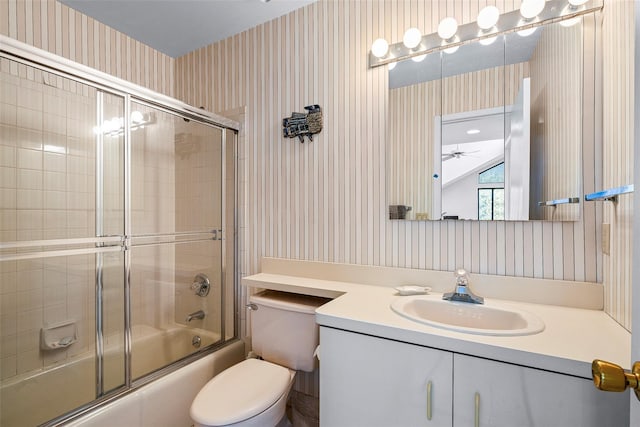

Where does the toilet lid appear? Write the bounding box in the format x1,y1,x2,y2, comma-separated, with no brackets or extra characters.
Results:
191,358,291,426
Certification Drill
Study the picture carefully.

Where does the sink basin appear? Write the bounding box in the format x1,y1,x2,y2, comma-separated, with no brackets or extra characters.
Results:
390,295,545,336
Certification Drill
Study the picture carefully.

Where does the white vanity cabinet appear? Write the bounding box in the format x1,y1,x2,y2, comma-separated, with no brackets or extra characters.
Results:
453,354,629,427
320,327,453,427
320,327,629,427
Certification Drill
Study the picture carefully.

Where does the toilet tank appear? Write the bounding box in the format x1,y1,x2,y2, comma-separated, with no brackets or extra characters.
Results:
250,290,331,372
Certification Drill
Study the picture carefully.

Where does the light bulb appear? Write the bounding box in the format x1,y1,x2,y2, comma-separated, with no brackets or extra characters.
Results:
479,36,497,46
102,120,115,133
517,27,537,37
520,0,545,20
477,6,500,30
443,46,459,54
109,117,122,132
371,38,389,58
438,17,458,40
403,28,422,49
388,62,397,70
568,0,588,5
131,110,144,123
412,54,427,62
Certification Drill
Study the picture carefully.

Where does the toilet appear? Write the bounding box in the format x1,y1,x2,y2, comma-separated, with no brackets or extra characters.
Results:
190,290,329,427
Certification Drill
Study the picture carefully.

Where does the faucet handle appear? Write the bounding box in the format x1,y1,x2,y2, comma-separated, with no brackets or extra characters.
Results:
191,273,211,297
454,268,468,282
454,269,470,289
454,268,468,277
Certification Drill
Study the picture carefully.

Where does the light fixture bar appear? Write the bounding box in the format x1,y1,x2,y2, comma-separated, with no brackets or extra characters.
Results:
369,0,602,68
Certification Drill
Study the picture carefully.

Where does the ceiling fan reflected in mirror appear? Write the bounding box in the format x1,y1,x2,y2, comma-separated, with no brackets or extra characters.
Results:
442,145,480,161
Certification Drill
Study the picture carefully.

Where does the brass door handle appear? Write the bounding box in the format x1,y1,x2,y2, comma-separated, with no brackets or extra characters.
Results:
592,359,640,401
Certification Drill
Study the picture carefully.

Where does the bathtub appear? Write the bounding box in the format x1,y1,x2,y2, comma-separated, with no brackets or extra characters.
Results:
0,325,243,427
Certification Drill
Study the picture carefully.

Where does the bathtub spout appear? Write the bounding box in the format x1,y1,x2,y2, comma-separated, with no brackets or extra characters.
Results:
186,310,205,322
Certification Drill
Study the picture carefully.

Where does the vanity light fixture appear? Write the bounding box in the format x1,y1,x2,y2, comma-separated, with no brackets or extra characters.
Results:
477,6,500,30
387,62,397,70
371,38,389,58
368,0,602,68
412,54,427,62
568,0,589,6
520,0,546,20
93,111,155,137
443,46,459,54
131,110,144,124
403,28,422,49
437,17,458,40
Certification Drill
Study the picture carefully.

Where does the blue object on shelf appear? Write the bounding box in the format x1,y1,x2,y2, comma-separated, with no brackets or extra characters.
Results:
584,185,634,202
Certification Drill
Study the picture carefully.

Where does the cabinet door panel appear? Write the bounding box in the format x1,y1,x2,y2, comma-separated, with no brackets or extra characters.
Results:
320,327,453,427
453,354,629,427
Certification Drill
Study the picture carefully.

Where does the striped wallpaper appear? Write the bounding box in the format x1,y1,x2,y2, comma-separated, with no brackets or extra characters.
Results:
0,0,174,96
529,20,584,222
389,63,528,219
174,1,605,291
602,0,634,330
388,77,440,218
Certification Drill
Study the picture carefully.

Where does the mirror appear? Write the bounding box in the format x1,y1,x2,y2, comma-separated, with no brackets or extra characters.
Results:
388,17,585,221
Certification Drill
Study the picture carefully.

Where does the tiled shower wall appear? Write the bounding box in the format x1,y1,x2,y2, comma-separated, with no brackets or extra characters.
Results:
0,60,123,380
0,0,178,383
129,105,177,331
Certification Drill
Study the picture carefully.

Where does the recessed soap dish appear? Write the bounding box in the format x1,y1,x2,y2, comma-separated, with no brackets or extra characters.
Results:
40,320,77,350
395,285,432,296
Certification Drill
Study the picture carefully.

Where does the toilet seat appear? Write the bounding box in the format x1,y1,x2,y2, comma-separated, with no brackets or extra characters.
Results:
190,358,292,426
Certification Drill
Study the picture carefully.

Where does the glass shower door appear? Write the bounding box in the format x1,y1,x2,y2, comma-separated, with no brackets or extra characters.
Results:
0,58,126,425
129,101,224,380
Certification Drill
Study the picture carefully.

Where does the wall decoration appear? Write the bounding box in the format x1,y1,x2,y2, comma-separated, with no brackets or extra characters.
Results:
282,104,323,143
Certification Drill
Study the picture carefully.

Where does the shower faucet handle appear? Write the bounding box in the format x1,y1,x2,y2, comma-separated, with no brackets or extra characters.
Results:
191,274,211,297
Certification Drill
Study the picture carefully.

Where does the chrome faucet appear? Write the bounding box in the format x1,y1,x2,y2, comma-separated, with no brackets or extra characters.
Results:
186,310,205,322
442,268,484,304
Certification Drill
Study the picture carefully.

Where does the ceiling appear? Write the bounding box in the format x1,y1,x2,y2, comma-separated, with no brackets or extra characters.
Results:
60,0,317,58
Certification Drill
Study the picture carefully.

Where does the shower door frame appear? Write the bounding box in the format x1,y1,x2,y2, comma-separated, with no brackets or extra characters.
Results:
0,35,240,426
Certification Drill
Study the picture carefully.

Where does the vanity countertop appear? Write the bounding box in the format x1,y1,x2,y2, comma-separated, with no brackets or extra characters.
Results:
243,271,630,380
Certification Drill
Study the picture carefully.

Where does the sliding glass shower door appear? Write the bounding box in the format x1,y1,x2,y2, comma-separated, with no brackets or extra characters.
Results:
128,101,225,379
0,57,126,426
0,52,236,426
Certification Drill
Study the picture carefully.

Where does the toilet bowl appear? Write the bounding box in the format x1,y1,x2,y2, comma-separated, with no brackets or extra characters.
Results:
191,358,295,427
190,291,330,427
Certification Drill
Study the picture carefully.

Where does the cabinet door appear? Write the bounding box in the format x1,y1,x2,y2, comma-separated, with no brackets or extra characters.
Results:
320,327,453,427
453,354,629,427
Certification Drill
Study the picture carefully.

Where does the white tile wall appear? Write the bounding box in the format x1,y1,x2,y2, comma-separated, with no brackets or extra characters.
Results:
0,61,107,380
